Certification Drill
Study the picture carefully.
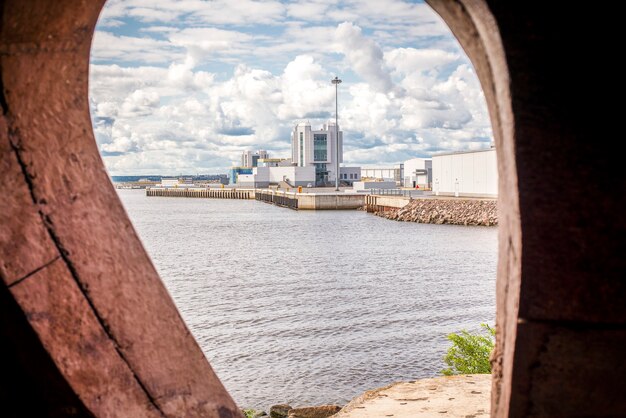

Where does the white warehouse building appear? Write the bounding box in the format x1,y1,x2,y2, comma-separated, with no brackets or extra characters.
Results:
403,158,432,188
432,148,497,198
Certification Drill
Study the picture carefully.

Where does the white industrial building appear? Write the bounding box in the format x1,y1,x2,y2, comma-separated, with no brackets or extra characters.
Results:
160,178,180,187
403,158,432,188
236,166,315,188
291,121,343,185
237,165,362,189
361,164,404,185
233,121,361,188
241,150,268,168
432,148,497,197
339,166,361,183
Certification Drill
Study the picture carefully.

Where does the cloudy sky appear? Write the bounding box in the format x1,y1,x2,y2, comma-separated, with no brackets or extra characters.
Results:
89,0,492,175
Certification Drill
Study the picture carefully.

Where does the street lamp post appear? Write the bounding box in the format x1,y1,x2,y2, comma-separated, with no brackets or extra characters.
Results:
331,76,342,191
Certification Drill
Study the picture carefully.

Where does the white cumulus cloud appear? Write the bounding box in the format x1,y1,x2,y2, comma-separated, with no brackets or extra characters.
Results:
335,22,395,94
89,1,492,175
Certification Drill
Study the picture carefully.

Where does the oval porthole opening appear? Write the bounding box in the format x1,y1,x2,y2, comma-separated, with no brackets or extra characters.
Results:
89,0,503,415
1,0,533,416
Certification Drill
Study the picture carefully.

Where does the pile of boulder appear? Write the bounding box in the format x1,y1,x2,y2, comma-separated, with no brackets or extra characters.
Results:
376,198,498,226
243,403,342,418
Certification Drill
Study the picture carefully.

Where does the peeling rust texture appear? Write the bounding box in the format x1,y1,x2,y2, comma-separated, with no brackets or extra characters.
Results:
6,132,166,416
1,1,241,417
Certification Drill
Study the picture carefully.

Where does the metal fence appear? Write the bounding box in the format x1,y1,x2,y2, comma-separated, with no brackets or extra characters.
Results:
146,188,253,199
368,189,420,198
255,191,298,210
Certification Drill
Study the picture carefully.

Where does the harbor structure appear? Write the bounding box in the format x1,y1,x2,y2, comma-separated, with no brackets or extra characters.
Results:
339,166,361,183
228,167,253,185
241,150,268,168
432,147,497,198
361,164,404,185
291,121,343,186
231,121,361,187
258,158,291,167
403,158,432,189
159,177,194,187
236,165,315,188
146,187,366,210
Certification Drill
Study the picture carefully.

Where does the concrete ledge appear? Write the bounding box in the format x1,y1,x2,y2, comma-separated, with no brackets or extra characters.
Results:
297,193,365,210
365,195,411,212
333,375,490,418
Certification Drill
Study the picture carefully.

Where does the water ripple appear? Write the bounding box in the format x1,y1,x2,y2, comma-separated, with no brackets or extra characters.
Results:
118,190,497,410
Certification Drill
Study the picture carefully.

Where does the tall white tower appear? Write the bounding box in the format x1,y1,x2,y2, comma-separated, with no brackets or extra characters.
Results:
291,122,343,186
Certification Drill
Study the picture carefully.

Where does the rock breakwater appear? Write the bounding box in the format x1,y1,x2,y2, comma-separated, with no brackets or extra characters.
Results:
375,198,497,226
261,403,342,418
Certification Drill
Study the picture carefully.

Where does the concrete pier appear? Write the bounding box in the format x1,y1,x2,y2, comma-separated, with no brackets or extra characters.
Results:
146,187,254,199
146,187,366,210
297,192,365,210
365,195,411,213
255,190,298,209
255,190,365,210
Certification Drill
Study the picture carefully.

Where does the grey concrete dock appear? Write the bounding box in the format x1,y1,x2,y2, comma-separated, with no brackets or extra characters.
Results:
146,187,365,210
146,187,254,199
255,190,365,210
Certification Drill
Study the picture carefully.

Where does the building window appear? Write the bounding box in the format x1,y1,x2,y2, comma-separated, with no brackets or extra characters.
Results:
313,134,327,162
299,132,304,166
315,163,327,186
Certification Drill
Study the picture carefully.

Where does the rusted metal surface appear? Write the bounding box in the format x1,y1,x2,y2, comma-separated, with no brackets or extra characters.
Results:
428,1,626,416
0,1,240,416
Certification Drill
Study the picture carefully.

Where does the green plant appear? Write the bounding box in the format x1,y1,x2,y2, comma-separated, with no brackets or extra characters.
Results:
442,323,495,376
242,409,257,418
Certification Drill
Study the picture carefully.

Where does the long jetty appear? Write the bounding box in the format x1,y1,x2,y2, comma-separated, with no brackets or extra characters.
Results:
146,187,365,210
146,187,254,199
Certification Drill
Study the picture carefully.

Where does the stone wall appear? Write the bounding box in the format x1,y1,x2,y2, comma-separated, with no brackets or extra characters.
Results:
375,198,497,226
